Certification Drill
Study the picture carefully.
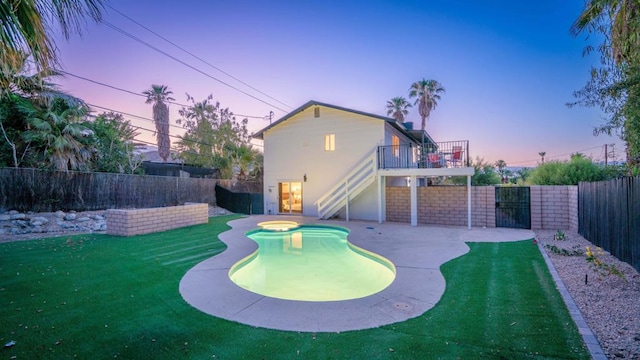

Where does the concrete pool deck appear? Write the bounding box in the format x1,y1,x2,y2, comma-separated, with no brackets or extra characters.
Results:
179,216,535,333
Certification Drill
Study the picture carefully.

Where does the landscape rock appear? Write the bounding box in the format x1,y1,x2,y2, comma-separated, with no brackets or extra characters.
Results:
55,210,66,218
63,213,76,221
76,216,91,222
0,215,10,221
10,213,26,220
12,220,28,228
29,217,49,226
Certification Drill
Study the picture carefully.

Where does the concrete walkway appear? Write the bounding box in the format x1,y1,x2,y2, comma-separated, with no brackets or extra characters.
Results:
179,216,535,332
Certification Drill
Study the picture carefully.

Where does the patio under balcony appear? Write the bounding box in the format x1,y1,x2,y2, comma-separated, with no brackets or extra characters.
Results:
374,140,475,228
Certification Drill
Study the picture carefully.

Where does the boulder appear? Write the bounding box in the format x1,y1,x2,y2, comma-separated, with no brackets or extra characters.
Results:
29,217,49,227
64,213,77,221
12,220,28,228
10,213,26,220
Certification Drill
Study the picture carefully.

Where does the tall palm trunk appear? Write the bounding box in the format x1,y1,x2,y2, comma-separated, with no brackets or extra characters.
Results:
153,102,171,162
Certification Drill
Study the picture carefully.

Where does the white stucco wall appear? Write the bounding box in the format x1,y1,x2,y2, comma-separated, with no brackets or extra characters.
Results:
262,104,415,220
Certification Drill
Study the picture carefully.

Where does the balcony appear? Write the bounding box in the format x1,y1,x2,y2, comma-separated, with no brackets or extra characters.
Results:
377,140,470,170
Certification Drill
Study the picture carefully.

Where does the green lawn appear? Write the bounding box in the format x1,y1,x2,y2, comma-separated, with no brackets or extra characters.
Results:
0,216,589,359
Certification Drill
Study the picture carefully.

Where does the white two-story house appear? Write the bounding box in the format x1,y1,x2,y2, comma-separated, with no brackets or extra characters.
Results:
253,100,474,227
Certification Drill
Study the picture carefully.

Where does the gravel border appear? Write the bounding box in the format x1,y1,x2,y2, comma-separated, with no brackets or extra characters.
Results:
536,230,640,359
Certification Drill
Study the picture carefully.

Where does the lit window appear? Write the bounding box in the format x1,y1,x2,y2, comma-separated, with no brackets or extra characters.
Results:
392,135,399,156
325,134,335,151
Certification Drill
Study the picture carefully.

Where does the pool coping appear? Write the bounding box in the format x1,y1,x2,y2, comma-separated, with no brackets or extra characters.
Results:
179,215,536,333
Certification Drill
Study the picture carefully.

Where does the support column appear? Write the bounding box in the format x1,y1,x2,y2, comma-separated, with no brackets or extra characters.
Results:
467,175,472,230
410,175,417,226
377,175,383,224
381,176,386,222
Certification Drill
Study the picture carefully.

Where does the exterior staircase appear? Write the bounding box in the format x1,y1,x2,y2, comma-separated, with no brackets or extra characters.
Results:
315,148,378,220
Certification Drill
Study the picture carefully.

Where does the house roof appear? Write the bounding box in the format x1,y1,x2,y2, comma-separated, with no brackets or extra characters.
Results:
251,100,436,145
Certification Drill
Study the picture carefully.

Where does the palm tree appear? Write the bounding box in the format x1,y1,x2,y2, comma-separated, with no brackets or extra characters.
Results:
20,96,92,171
143,85,174,162
385,97,412,123
0,0,105,72
571,0,640,64
495,159,507,183
538,151,546,164
408,79,445,130
1,53,81,168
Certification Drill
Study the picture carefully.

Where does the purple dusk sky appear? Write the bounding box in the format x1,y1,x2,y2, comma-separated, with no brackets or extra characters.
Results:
54,0,624,167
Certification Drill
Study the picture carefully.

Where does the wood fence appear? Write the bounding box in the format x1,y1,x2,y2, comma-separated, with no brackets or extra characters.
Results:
578,177,640,272
0,168,218,212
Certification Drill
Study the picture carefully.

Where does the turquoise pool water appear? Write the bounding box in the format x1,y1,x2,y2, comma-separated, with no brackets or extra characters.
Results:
228,225,396,302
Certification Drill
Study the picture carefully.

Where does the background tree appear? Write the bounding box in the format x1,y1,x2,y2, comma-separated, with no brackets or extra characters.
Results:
538,151,546,164
528,154,607,185
515,167,532,184
1,52,64,167
86,112,142,174
228,143,263,181
0,0,105,73
449,156,501,186
385,97,412,122
1,55,91,170
176,94,255,179
143,84,174,162
495,159,507,183
569,0,640,172
19,96,92,171
408,79,445,130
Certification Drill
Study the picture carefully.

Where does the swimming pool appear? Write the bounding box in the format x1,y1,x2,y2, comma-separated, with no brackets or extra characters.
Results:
228,223,396,302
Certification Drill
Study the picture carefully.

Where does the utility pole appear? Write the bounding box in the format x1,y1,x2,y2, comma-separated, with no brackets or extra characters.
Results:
604,143,616,166
264,111,274,124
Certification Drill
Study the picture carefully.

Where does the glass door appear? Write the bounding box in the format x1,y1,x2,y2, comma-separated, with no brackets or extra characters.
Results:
278,181,303,214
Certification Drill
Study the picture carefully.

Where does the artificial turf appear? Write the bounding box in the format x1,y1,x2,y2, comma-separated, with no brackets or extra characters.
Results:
0,215,589,359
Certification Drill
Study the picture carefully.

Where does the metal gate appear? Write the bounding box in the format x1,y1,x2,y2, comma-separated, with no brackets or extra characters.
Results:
495,187,531,229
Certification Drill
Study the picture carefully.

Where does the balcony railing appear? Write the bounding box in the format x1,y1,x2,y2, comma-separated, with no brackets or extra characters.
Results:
377,140,470,170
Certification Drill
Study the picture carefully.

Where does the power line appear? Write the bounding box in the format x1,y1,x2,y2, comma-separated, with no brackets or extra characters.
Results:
88,103,184,131
59,70,266,119
87,102,263,149
507,145,604,165
105,4,293,111
101,20,289,113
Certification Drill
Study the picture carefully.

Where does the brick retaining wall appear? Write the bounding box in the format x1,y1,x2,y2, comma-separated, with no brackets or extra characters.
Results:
386,185,577,230
106,203,209,237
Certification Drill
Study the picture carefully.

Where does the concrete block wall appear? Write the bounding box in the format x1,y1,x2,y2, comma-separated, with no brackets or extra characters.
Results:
568,186,578,232
419,187,469,226
530,186,578,231
385,186,495,227
107,203,209,237
386,187,410,222
385,185,577,230
470,186,496,228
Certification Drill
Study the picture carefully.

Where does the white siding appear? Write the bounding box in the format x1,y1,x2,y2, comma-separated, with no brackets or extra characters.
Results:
263,105,385,218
